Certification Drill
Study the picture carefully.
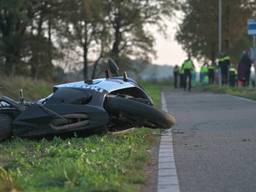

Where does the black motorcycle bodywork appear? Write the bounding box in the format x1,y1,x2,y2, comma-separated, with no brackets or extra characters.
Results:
0,69,175,140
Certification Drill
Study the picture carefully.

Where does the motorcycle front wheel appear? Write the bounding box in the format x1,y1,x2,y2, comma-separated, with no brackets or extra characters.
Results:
105,96,176,129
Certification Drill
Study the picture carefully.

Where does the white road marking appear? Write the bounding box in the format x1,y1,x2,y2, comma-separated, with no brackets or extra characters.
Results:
157,92,180,192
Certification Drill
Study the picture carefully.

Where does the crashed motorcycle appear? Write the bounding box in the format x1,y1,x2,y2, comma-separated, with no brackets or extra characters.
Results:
0,59,175,140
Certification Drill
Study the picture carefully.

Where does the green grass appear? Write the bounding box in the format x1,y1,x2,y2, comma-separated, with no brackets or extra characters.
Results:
0,76,52,100
141,81,171,106
0,79,166,192
0,130,154,192
195,84,256,100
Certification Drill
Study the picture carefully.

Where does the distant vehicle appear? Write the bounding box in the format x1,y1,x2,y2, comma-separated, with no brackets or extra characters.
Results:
0,58,175,141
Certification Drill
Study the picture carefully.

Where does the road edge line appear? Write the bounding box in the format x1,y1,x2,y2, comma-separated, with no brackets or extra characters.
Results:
157,92,180,192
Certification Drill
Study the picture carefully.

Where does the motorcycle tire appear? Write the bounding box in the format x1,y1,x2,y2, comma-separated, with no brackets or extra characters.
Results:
105,96,176,129
0,114,12,141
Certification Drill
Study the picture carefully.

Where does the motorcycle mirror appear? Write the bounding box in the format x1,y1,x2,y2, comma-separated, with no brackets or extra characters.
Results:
105,70,109,79
19,89,24,104
123,71,128,82
107,58,119,76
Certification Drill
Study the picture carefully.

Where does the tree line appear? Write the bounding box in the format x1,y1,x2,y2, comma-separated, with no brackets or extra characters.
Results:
176,0,256,64
0,0,177,80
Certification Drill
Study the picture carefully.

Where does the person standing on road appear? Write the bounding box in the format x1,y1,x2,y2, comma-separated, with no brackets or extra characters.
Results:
238,50,252,87
208,62,215,84
245,55,252,87
200,63,208,84
229,64,237,87
218,53,230,85
173,65,180,88
181,55,195,91
179,66,185,89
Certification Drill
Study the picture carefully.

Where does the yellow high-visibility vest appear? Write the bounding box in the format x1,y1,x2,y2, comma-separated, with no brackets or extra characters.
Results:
182,59,194,70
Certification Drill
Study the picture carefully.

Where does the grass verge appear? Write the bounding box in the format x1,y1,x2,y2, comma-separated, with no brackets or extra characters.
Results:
195,84,256,100
0,79,166,192
0,76,52,100
141,81,171,107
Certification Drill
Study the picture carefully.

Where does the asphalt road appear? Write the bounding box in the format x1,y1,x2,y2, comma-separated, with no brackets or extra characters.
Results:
164,90,256,192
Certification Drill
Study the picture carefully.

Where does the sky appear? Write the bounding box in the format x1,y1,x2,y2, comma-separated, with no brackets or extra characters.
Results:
152,18,187,66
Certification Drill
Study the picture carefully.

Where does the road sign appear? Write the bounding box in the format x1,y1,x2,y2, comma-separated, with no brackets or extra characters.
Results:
248,19,256,35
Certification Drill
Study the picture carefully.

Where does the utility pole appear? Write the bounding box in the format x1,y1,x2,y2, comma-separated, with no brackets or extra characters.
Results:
218,0,222,54
218,0,223,86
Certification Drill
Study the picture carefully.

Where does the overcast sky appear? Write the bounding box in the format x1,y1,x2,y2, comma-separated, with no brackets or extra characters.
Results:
152,17,187,66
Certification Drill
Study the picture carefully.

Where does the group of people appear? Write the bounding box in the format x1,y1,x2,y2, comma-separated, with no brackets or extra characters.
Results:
216,51,252,87
173,50,254,91
199,53,238,87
